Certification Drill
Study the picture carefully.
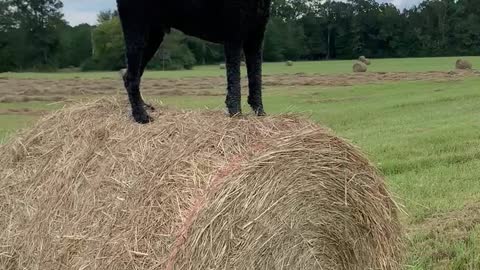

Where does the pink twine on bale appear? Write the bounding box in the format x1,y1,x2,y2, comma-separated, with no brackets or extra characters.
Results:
166,143,266,270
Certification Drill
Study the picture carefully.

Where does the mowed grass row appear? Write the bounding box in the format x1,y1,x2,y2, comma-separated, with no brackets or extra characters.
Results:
1,59,480,268
1,56,479,80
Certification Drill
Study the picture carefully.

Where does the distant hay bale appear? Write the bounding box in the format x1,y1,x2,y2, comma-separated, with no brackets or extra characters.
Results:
241,61,246,67
0,98,403,270
219,63,226,69
353,61,368,72
286,60,294,66
456,59,472,70
359,56,371,65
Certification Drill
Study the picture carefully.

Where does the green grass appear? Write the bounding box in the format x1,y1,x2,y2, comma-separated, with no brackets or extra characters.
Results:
0,101,63,142
0,115,38,143
1,59,480,269
1,56,479,80
156,78,480,217
151,77,480,269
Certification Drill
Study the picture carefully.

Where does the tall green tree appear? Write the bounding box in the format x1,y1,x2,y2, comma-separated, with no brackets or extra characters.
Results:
149,30,197,70
58,24,93,68
452,0,480,55
264,18,287,61
12,0,65,69
97,10,119,24
0,1,18,71
86,16,124,70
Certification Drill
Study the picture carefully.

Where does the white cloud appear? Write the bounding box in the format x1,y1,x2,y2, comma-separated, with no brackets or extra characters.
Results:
63,10,98,26
377,0,421,9
62,0,114,26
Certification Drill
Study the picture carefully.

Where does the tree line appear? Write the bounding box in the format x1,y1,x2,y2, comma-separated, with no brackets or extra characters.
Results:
0,0,479,72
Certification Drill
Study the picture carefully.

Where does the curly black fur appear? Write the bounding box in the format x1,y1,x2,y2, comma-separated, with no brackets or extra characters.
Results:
117,0,271,123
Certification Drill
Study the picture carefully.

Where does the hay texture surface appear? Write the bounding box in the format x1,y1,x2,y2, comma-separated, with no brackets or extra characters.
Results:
359,56,371,65
0,98,402,269
456,59,472,70
353,61,368,72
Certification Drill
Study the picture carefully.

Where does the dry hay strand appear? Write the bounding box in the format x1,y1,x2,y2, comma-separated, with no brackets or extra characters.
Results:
0,98,403,270
455,59,472,70
353,61,368,73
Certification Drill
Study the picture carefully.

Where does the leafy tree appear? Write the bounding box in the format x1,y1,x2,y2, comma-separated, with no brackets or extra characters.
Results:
0,1,18,71
97,10,119,24
58,24,93,68
264,18,286,61
376,3,407,57
148,30,197,70
12,0,64,69
186,37,224,65
86,16,124,70
452,0,480,55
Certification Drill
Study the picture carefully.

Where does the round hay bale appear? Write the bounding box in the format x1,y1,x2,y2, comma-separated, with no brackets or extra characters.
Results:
456,59,472,70
359,56,371,65
286,60,294,66
219,63,226,70
353,61,368,73
0,98,403,270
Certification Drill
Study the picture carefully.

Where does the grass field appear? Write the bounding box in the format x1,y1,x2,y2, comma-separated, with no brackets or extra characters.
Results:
2,56,479,80
1,57,480,269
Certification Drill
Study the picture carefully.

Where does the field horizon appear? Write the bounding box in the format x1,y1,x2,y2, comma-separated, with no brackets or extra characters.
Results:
2,56,479,80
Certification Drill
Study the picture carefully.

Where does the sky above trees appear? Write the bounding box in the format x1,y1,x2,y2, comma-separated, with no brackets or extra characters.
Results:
378,0,421,9
63,0,422,26
63,0,113,26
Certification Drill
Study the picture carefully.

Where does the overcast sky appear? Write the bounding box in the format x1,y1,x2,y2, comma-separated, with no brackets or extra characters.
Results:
63,0,422,26
63,0,113,26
